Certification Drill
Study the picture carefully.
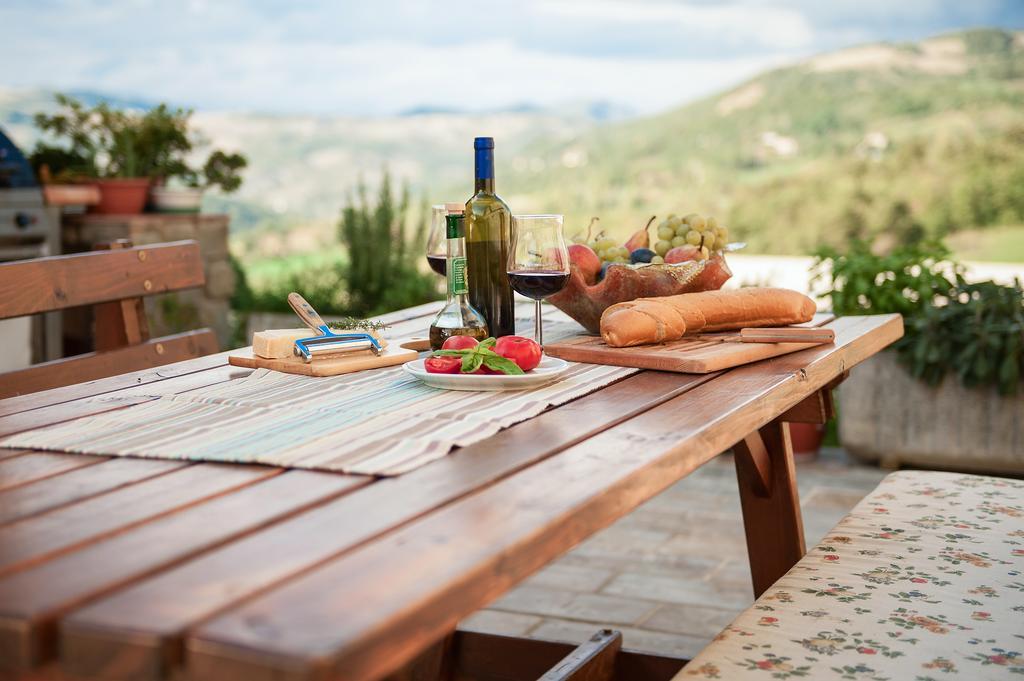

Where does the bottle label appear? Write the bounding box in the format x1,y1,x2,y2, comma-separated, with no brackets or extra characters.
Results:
449,256,469,296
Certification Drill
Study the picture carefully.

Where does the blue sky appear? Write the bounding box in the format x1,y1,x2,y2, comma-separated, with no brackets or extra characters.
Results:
2,0,1022,116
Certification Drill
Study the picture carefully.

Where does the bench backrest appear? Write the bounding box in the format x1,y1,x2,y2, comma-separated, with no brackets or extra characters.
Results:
0,239,219,399
0,240,205,319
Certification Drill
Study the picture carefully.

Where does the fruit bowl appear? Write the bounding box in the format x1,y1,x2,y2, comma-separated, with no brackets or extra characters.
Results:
547,254,732,334
548,213,735,334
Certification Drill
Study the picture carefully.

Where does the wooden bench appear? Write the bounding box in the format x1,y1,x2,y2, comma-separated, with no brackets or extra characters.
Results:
0,239,219,399
670,470,1024,679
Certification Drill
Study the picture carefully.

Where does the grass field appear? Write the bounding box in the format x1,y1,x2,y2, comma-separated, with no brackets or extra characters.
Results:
243,249,347,287
947,226,1024,263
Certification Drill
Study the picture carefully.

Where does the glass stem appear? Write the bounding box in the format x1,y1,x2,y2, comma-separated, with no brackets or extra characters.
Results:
534,299,543,346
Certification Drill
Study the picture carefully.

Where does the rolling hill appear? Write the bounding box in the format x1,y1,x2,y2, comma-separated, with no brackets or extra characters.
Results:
2,28,1023,264
505,28,1024,255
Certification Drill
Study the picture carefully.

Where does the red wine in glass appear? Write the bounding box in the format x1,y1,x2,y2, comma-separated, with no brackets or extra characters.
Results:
507,269,569,300
426,254,446,277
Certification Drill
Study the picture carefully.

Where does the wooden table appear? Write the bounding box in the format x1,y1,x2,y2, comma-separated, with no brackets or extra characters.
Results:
0,302,903,681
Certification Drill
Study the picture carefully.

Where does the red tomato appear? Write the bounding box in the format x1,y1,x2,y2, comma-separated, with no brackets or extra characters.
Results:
424,356,462,374
494,335,542,372
441,336,479,351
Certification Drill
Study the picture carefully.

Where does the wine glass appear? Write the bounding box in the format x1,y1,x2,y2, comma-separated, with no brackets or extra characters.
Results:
425,204,449,277
507,215,570,346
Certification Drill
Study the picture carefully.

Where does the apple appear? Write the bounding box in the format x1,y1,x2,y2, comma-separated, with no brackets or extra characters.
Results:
568,243,602,282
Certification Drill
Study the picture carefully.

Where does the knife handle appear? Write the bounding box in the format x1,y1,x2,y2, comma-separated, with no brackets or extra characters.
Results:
739,327,835,344
288,292,328,333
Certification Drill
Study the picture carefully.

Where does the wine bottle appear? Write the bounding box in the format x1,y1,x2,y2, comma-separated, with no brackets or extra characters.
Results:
465,137,515,337
428,213,489,350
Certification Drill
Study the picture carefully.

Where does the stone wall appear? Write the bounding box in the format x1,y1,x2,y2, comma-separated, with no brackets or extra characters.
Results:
63,213,236,349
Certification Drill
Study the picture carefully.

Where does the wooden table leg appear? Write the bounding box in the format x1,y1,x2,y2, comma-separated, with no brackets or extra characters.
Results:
383,631,455,681
733,419,806,598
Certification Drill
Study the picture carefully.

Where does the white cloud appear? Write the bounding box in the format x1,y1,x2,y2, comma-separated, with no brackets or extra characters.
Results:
538,0,815,49
0,0,1019,115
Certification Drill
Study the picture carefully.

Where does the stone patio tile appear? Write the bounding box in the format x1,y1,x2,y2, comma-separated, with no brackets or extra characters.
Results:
490,586,658,626
522,561,613,593
459,610,542,637
572,526,672,559
602,571,754,611
558,549,721,580
656,530,748,562
640,603,741,638
529,617,709,659
802,485,873,511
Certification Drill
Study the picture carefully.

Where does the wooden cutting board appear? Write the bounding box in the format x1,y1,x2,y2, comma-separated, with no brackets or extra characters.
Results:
544,314,835,374
228,338,430,377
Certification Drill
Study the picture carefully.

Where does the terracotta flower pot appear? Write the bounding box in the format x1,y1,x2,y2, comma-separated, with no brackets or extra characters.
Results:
788,422,825,457
91,178,151,215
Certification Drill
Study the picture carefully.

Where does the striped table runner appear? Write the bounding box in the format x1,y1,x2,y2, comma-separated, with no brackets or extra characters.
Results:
1,361,636,476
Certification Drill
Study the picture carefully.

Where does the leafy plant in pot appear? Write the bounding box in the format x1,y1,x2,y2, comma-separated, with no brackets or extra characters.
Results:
811,238,1024,469
150,150,247,213
31,94,190,214
29,94,246,215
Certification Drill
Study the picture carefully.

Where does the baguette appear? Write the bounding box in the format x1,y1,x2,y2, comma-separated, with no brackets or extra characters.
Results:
600,287,815,348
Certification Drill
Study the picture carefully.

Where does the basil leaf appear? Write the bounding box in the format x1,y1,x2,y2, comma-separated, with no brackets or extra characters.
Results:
481,353,525,375
479,337,497,349
461,353,484,373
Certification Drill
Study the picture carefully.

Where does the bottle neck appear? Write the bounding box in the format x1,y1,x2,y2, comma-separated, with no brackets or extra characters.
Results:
474,146,495,194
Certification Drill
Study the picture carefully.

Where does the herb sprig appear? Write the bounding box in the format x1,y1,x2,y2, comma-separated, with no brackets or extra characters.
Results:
327,317,390,333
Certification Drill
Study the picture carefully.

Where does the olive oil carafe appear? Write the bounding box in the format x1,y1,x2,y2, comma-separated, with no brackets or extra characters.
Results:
429,213,489,350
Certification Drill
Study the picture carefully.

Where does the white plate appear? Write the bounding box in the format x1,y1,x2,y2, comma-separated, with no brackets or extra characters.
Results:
403,356,571,391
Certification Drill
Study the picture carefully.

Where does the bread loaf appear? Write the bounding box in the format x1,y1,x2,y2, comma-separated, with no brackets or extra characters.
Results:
600,288,815,348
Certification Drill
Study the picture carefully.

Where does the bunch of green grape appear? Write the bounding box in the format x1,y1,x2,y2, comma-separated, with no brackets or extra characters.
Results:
653,214,729,258
589,235,631,263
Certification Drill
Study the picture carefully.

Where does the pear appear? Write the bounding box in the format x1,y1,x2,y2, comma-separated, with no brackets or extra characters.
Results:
624,215,656,253
571,216,600,244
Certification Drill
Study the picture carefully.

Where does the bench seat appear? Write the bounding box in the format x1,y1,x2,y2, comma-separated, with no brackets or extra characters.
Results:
677,470,1024,679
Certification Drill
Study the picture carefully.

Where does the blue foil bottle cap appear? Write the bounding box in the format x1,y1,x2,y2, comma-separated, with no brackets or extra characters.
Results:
474,137,494,150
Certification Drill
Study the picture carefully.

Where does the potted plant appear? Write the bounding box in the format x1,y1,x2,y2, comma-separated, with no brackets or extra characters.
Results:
29,94,245,215
812,239,1024,472
150,150,247,213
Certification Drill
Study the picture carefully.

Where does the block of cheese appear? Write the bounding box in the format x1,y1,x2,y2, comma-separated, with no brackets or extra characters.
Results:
252,328,388,359
252,328,311,359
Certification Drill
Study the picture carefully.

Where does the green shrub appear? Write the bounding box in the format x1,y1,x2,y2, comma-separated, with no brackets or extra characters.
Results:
813,240,1024,394
338,173,440,316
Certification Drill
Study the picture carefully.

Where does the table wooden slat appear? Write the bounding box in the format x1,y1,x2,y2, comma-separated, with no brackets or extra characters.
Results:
58,371,715,680
0,449,31,461
185,314,902,681
0,469,365,672
0,463,277,578
0,351,234,419
0,458,188,526
0,452,108,492
0,365,253,439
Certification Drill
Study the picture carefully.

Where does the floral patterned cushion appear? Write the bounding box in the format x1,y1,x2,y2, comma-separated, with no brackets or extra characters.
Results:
678,470,1024,680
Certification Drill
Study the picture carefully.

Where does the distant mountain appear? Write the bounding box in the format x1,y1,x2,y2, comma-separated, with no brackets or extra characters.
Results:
509,28,1024,254
2,28,1022,262
0,88,615,257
